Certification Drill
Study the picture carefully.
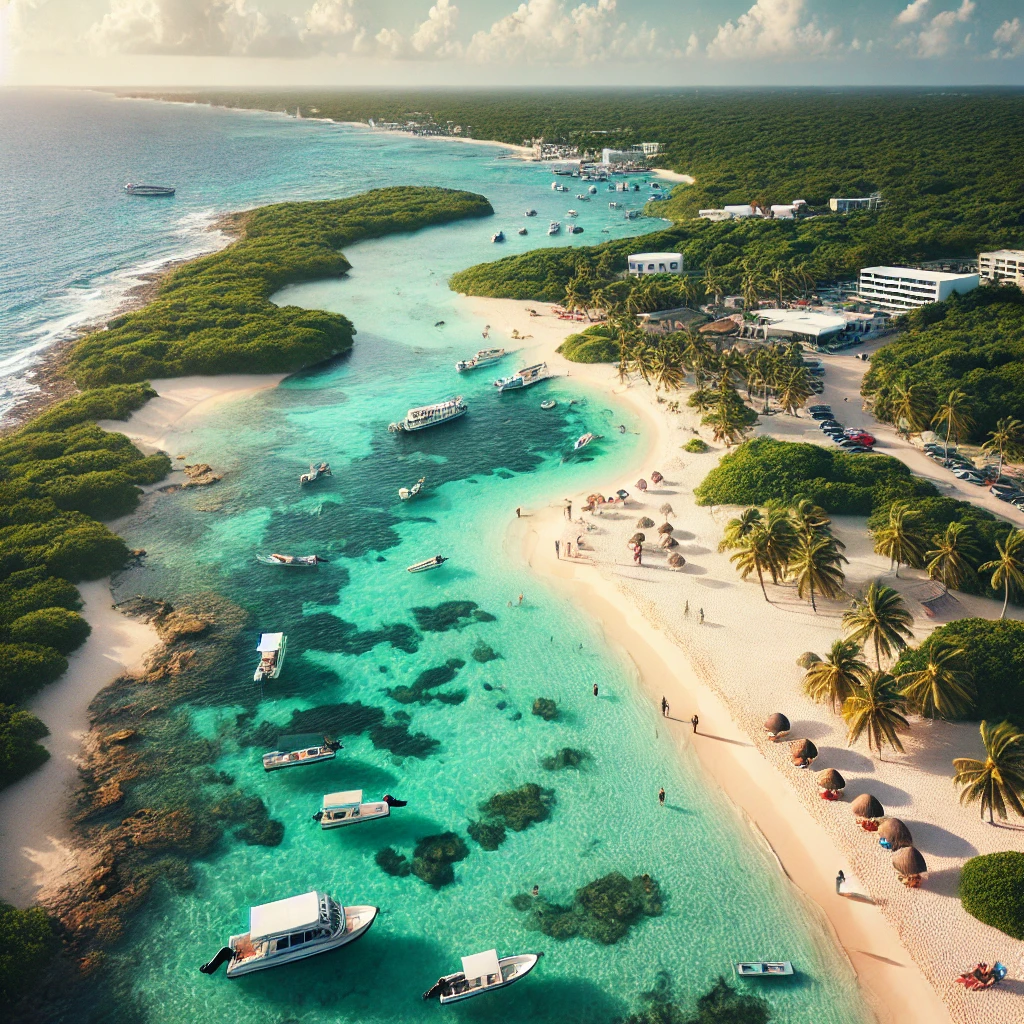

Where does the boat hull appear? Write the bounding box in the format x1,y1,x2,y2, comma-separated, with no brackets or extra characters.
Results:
262,748,336,772
432,953,542,1004
319,803,390,829
735,962,794,978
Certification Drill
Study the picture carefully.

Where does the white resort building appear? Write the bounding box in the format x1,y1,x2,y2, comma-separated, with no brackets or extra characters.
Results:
978,250,1024,290
829,195,883,213
628,252,684,277
741,308,892,348
858,266,980,313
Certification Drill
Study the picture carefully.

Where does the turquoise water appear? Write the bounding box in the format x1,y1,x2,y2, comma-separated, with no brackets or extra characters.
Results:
4,91,868,1023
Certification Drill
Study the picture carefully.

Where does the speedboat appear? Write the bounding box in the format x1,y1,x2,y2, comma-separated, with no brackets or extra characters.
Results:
199,891,377,978
495,363,549,392
262,734,341,772
399,477,425,501
735,962,794,978
574,432,597,451
124,183,175,196
253,632,286,682
540,399,557,410
491,231,505,243
424,950,541,1004
518,228,528,235
609,201,621,209
566,209,578,218
313,790,404,829
389,397,467,432
408,555,447,573
548,221,561,235
256,553,325,567
300,462,332,485
456,348,505,372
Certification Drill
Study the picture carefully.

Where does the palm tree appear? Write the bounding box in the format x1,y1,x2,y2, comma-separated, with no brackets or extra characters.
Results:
768,266,790,307
761,507,797,583
871,502,928,577
842,671,910,759
650,344,685,392
925,521,979,594
776,366,814,416
982,416,1024,476
788,533,847,612
702,264,727,306
931,389,974,461
898,639,975,719
740,262,765,312
803,638,869,712
719,507,762,552
730,530,774,601
681,332,716,390
842,582,914,668
952,720,1024,823
708,401,748,447
979,528,1024,618
890,381,934,437
789,498,834,543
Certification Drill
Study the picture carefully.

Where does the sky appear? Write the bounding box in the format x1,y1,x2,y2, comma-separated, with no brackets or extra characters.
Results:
1,0,1023,86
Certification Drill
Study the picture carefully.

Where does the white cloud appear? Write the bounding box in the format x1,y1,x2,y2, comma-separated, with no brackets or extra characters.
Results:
706,0,839,59
410,0,461,57
896,0,929,25
685,31,700,56
990,17,1024,57
901,0,974,58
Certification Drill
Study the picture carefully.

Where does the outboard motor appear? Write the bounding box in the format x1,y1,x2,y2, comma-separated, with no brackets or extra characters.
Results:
312,809,324,822
422,977,451,1001
383,794,407,808
200,947,234,975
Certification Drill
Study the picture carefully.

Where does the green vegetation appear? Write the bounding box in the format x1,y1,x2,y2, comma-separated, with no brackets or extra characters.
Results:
960,852,1024,938
65,187,491,388
0,705,50,788
863,289,1024,441
683,438,710,453
0,901,59,1005
556,324,618,363
9,607,91,655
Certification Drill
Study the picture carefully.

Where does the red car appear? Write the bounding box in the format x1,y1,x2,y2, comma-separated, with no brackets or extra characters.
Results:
846,432,875,446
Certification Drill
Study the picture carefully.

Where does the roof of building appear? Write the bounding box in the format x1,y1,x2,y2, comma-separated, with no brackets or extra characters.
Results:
979,249,1024,259
628,252,682,261
638,306,702,323
250,892,321,940
860,266,980,283
754,309,847,339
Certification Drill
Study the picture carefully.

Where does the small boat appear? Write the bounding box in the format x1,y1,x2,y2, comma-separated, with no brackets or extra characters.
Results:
495,363,550,392
525,209,538,216
124,183,175,196
540,399,557,410
566,209,578,218
313,790,404,829
568,225,584,234
735,962,794,978
399,477,426,501
300,462,332,485
609,201,621,209
263,734,341,772
257,553,325,567
424,950,542,1004
574,432,597,451
588,185,598,194
624,210,640,220
253,632,287,682
389,397,467,432
407,555,447,573
456,348,505,372
518,228,528,235
548,221,561,235
491,231,505,243
199,891,377,978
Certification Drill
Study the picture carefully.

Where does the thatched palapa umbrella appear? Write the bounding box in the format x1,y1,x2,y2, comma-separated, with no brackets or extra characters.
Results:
668,553,686,569
651,471,664,485
878,818,913,850
796,651,821,669
790,738,818,760
660,535,678,549
628,532,646,547
637,516,656,529
659,503,674,518
657,522,674,535
892,846,927,877
817,768,846,793
851,794,884,820
763,712,790,740
636,478,648,492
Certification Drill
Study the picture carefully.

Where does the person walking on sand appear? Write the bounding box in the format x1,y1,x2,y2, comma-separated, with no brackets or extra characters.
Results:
567,501,572,519
690,714,699,734
593,683,599,697
836,870,845,895
658,787,665,806
516,507,521,518
684,600,689,617
699,607,704,624
661,696,669,717
555,540,560,558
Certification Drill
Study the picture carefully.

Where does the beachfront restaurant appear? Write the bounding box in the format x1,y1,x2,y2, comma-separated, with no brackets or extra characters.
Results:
742,309,847,348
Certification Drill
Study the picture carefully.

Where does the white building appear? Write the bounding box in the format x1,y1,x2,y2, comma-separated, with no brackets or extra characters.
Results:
830,194,883,213
979,250,1024,290
627,252,684,277
601,144,657,165
698,209,732,221
859,266,980,313
723,204,756,218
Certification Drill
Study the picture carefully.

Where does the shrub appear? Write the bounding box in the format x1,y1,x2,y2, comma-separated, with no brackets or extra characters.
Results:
684,438,710,453
0,901,60,1004
0,644,67,705
557,324,619,363
9,607,91,655
0,705,50,789
21,384,158,433
960,852,1024,940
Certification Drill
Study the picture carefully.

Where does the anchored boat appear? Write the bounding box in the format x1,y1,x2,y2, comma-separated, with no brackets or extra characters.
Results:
424,950,542,1004
300,462,332,485
574,432,597,451
199,891,377,978
540,399,557,410
491,231,505,243
313,790,405,829
389,397,467,432
456,348,505,372
262,734,341,772
124,183,175,196
399,477,426,501
525,208,538,216
253,632,287,683
548,221,561,235
495,362,550,392
735,962,794,978
407,555,447,573
257,553,325,567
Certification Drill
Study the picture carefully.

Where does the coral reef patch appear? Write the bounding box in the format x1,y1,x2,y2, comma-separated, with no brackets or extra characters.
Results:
386,658,466,705
468,782,554,850
302,612,420,655
374,832,469,888
532,697,559,721
541,747,590,771
411,601,496,632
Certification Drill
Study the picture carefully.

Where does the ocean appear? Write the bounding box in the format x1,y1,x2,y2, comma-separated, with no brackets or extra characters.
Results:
2,89,868,1024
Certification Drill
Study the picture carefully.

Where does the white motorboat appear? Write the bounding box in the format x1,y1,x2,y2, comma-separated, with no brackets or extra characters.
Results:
407,555,447,573
389,397,467,432
300,462,332,485
573,432,597,451
253,632,287,683
456,348,506,372
735,962,794,978
124,183,175,196
256,553,324,567
262,734,341,772
399,477,426,501
609,201,621,209
540,399,557,410
495,362,550,392
588,185,598,194
313,790,404,829
491,231,505,243
199,891,377,978
566,209,578,218
424,950,542,1004
548,221,561,235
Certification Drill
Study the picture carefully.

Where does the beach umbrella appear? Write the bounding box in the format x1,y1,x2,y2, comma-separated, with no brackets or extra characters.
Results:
616,489,630,500
659,503,674,518
636,479,648,491
878,818,913,850
651,471,664,485
851,794,884,820
628,532,646,546
764,712,790,738
668,553,686,569
659,535,678,549
637,517,656,529
657,522,674,535
796,651,822,669
817,768,846,791
892,846,927,876
790,738,818,760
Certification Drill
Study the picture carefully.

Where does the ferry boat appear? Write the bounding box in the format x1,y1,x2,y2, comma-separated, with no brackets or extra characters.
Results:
253,633,286,683
735,961,794,978
456,348,505,372
199,891,377,978
548,222,561,235
300,461,331,485
491,231,505,243
495,363,550,392
407,555,447,573
313,790,399,829
399,477,425,501
424,950,542,1004
124,183,175,196
389,397,467,432
262,734,341,772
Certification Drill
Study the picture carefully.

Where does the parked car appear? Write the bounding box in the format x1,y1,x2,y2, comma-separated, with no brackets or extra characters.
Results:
992,488,1018,502
845,445,872,453
811,412,834,421
953,470,984,484
808,404,831,413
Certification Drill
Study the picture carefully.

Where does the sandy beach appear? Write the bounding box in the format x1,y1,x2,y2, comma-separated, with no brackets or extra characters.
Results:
462,296,1024,1024
651,168,695,184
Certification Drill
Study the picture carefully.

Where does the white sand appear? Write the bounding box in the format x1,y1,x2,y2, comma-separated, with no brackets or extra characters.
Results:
0,580,158,908
651,168,695,184
465,297,1024,1024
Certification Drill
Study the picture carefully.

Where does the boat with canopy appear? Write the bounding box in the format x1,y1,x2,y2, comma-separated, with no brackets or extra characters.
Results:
253,633,286,682
313,790,404,829
256,553,325,567
399,477,425,501
423,950,542,1004
456,348,506,372
262,733,340,772
494,363,550,392
389,397,467,432
735,962,794,977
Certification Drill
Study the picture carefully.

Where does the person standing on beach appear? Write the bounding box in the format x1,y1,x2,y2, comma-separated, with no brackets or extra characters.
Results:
836,870,845,895
661,696,669,717
684,600,689,617
699,607,704,624
516,507,521,518
518,594,524,606
567,501,572,519
593,683,599,697
690,714,699,734
658,787,666,806
555,540,560,558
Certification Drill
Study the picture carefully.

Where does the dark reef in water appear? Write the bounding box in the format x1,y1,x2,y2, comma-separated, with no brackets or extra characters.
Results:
302,611,421,655
412,600,496,632
532,697,559,721
511,871,662,944
471,642,500,663
622,976,771,1024
375,832,469,888
469,782,554,850
542,747,590,771
386,658,466,705
209,792,284,847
